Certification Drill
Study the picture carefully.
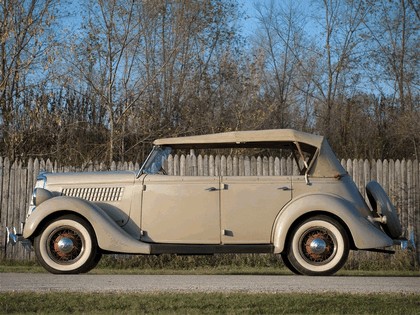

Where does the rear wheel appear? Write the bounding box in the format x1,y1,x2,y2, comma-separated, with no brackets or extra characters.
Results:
34,214,102,274
285,215,349,276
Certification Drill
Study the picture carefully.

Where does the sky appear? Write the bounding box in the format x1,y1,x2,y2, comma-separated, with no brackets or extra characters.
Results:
238,0,319,40
58,0,318,41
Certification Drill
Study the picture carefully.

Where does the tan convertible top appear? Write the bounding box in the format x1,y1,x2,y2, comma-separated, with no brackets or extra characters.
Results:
154,129,324,148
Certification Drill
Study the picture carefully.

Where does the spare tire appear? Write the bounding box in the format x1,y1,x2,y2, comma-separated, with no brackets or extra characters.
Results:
366,181,402,238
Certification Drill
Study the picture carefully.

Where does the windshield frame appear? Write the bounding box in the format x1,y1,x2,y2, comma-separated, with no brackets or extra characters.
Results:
137,146,172,178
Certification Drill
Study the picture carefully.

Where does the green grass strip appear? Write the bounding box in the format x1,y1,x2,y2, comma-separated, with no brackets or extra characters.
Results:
1,292,420,314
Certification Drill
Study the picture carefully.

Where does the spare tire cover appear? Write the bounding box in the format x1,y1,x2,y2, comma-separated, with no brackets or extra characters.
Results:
366,181,402,238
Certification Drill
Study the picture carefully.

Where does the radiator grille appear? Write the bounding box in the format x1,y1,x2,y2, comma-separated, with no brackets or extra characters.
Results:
61,187,124,202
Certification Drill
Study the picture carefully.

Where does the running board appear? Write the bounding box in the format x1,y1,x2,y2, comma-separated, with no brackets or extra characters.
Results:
365,248,396,254
150,244,274,255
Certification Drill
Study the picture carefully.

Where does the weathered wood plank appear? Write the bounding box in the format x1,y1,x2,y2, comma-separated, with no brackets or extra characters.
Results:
0,157,5,257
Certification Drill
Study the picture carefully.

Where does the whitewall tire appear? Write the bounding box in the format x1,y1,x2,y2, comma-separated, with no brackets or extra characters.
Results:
34,214,101,274
285,215,349,276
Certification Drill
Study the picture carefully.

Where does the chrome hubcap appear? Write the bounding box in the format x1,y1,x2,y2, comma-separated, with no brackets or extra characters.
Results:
309,238,327,254
57,237,74,254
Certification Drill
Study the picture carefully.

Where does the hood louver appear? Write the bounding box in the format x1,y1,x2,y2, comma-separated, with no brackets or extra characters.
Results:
61,187,124,202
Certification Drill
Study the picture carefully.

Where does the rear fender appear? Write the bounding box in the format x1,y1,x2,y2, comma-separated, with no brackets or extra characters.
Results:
23,196,151,254
272,194,394,253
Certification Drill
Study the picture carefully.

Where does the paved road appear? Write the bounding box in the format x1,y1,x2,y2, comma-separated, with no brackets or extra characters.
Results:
1,273,419,294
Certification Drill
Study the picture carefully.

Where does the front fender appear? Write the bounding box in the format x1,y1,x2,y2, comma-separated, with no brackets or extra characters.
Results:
272,194,394,253
23,196,151,254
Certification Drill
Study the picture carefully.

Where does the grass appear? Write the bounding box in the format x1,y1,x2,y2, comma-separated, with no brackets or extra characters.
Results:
1,292,420,314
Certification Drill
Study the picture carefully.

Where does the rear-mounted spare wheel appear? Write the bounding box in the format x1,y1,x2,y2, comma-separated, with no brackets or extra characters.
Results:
366,180,402,239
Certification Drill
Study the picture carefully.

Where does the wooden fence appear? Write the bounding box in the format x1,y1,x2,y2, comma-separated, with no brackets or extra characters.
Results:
1,155,419,262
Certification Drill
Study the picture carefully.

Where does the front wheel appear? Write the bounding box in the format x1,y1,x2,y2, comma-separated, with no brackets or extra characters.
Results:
285,215,349,276
34,214,102,274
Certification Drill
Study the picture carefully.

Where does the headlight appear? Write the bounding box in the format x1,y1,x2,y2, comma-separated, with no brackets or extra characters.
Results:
31,188,53,206
27,173,50,217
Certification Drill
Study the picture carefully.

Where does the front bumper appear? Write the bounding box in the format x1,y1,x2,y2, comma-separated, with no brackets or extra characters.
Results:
6,226,32,251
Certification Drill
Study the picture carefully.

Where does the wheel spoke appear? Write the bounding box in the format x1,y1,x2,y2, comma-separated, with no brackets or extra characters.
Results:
301,229,335,263
48,227,83,263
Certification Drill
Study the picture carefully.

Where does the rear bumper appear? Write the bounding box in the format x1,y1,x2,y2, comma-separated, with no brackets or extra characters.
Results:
362,237,409,254
394,237,410,249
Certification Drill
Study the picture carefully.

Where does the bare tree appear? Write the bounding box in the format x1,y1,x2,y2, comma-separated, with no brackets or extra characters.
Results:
136,0,239,134
311,0,372,138
253,0,308,129
251,0,372,136
0,0,56,159
359,0,420,159
363,0,419,112
56,0,241,164
60,0,143,164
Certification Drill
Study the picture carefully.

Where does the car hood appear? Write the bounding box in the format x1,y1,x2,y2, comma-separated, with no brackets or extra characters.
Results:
41,171,137,188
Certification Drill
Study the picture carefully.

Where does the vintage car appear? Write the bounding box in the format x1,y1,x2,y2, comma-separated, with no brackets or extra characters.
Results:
8,129,403,275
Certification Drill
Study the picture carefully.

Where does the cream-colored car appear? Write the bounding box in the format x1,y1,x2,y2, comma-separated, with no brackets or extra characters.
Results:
10,129,403,275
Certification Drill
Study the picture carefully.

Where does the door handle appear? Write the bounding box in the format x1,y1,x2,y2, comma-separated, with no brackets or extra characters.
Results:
206,183,228,191
278,186,292,191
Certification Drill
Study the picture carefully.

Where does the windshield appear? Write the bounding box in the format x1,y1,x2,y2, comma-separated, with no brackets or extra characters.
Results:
140,146,172,175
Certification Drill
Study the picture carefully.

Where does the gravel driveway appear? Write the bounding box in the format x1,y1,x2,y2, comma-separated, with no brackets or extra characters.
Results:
1,273,419,294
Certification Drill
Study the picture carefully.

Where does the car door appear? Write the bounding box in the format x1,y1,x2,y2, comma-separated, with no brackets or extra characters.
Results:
220,176,292,244
140,175,220,244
